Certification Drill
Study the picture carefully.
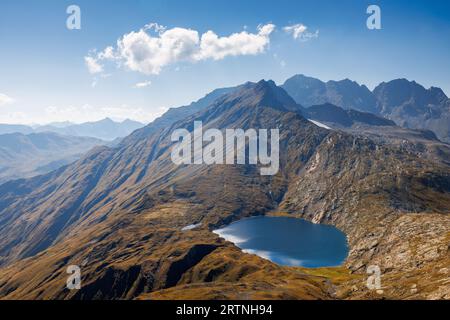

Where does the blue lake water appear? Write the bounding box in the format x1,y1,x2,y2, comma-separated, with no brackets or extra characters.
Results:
214,216,349,268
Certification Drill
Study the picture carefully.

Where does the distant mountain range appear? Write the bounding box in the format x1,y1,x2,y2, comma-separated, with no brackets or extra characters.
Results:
0,132,105,184
0,118,145,141
0,124,34,135
0,79,448,300
282,74,450,142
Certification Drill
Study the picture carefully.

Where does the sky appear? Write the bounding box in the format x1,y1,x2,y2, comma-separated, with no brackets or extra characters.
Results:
0,0,449,124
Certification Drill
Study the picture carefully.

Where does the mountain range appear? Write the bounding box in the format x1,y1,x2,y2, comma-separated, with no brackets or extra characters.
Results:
0,79,448,300
0,118,145,141
0,132,105,184
282,74,450,143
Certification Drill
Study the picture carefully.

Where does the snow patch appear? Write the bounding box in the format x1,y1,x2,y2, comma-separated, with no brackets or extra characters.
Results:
181,223,201,231
308,119,331,130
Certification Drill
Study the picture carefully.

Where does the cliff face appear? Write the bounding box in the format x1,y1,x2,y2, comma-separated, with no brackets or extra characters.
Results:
0,81,448,300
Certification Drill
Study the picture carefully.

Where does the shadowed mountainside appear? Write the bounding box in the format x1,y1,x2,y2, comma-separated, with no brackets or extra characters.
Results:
305,103,396,128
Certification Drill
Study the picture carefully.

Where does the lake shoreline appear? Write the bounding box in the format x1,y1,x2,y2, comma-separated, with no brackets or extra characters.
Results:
213,215,349,269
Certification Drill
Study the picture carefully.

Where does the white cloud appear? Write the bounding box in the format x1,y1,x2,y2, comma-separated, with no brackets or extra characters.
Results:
84,56,104,74
283,24,319,42
196,24,275,60
143,22,166,33
284,24,307,39
85,23,276,76
97,46,116,60
117,27,200,75
0,93,15,106
134,80,152,88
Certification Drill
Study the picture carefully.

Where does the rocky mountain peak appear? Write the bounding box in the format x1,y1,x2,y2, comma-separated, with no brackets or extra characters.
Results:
373,78,449,115
282,74,378,114
214,79,302,114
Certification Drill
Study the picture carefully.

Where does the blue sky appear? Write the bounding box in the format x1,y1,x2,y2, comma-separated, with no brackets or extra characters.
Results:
0,0,449,124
